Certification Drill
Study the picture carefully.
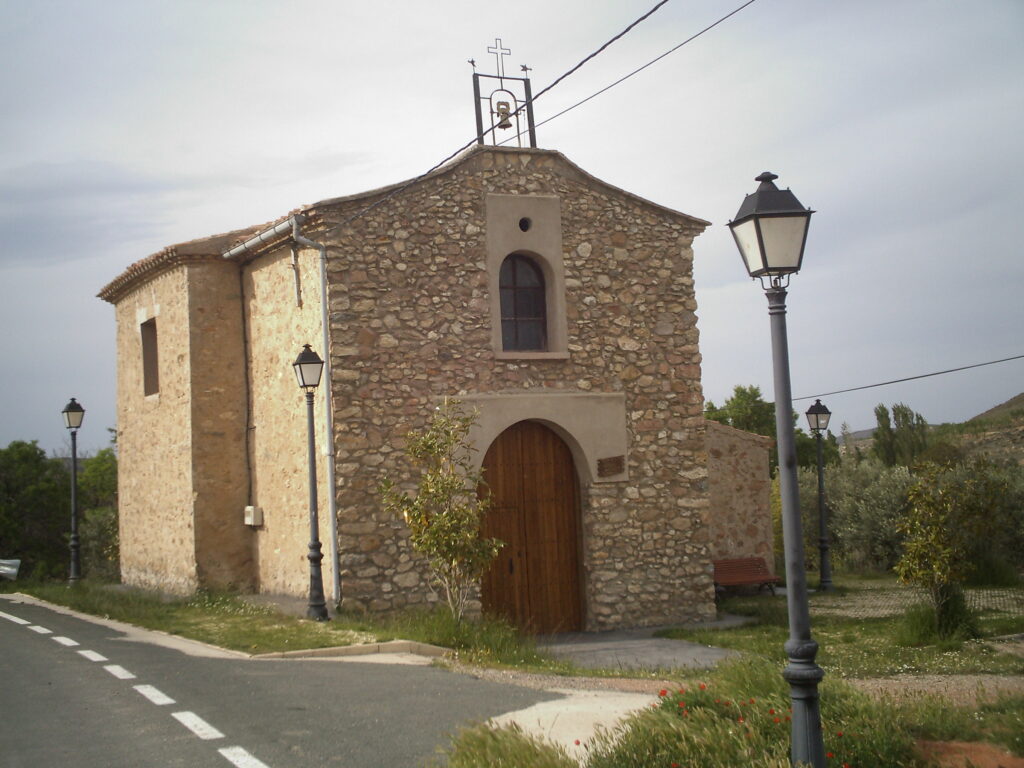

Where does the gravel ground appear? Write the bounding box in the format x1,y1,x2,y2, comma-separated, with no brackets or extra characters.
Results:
848,672,1024,706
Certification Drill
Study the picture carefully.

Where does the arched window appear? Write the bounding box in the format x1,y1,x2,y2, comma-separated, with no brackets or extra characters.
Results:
499,254,547,351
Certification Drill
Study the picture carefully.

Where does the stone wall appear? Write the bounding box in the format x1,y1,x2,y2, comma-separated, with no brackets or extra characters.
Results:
187,261,254,590
704,419,774,563
114,266,199,594
243,247,332,596
301,147,714,629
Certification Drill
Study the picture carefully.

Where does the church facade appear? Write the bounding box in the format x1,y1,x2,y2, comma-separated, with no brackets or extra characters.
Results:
99,145,736,631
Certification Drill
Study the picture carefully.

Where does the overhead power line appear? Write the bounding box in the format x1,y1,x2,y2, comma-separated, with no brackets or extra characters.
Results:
527,0,760,135
793,354,1024,402
323,0,675,237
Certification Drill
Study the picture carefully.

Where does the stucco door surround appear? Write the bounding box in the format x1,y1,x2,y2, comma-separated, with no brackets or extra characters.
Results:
480,420,583,633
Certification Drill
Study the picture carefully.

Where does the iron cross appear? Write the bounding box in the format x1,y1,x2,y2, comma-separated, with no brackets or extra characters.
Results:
488,38,511,77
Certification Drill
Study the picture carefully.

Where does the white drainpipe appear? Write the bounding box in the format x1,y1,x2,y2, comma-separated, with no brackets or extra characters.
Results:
224,214,342,608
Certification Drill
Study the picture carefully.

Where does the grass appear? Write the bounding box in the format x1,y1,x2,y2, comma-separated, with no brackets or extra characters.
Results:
2,579,576,669
7,581,376,654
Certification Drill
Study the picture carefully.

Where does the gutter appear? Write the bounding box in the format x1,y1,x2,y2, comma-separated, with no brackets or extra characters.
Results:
224,214,343,609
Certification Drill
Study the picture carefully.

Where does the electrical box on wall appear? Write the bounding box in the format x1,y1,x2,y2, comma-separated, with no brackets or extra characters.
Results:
244,506,263,527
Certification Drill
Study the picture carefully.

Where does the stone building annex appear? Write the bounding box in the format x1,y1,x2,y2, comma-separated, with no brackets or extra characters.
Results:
98,143,773,633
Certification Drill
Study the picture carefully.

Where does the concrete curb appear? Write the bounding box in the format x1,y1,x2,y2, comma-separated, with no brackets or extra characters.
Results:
3,593,449,662
1,592,249,659
253,639,448,659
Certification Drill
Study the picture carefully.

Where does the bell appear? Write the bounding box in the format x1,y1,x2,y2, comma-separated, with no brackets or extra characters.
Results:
495,101,512,130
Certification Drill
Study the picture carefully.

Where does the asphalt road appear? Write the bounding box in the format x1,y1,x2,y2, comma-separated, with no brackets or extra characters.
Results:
0,595,558,768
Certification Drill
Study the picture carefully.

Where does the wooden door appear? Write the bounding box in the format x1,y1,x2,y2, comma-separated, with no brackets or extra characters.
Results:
480,421,582,633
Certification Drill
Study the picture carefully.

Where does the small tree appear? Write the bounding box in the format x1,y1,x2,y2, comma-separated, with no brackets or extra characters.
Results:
872,402,929,467
381,400,503,624
895,460,1005,637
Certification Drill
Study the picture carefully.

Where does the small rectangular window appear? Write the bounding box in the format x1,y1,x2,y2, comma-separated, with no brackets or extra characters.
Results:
141,318,159,395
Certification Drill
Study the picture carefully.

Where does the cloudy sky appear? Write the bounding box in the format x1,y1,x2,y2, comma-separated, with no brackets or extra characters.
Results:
2,0,1022,456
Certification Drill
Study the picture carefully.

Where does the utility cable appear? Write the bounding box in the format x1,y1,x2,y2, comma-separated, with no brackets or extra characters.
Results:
508,0,760,141
321,0,675,237
793,354,1024,402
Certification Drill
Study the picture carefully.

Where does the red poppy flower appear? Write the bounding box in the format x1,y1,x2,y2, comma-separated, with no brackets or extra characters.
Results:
659,689,668,697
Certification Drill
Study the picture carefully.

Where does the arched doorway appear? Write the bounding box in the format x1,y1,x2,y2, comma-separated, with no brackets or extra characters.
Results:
480,420,583,633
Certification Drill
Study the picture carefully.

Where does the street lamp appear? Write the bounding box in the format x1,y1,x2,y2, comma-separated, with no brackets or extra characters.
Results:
293,344,330,622
61,398,85,583
729,172,826,768
806,399,833,592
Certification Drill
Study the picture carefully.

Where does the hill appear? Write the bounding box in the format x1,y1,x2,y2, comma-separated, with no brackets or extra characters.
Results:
950,392,1024,465
969,392,1024,423
841,393,1024,466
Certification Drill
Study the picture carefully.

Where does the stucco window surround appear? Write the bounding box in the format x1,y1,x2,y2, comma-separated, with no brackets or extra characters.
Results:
460,392,628,484
486,193,569,359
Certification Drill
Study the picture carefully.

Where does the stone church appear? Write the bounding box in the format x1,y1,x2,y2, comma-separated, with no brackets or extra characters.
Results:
99,140,772,632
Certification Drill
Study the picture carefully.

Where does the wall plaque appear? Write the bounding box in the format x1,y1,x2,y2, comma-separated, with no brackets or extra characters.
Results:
597,455,625,478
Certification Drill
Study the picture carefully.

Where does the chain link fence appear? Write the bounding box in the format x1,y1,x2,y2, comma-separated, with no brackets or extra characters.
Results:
810,584,1024,620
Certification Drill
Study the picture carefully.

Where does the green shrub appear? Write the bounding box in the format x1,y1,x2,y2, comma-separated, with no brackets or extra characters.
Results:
440,659,924,767
80,505,119,581
802,459,913,573
965,552,1021,587
589,658,918,767
894,599,977,646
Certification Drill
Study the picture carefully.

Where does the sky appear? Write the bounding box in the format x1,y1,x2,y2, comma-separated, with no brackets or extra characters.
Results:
2,0,1022,457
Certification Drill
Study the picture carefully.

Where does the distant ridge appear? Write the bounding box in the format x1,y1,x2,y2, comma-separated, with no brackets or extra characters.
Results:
969,392,1024,423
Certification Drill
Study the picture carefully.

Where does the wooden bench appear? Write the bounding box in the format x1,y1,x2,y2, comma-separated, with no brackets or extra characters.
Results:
713,557,780,596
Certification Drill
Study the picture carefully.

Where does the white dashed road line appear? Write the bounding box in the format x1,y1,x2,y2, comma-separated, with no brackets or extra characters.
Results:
134,684,176,706
3,602,274,767
103,664,137,680
172,711,225,741
218,746,273,768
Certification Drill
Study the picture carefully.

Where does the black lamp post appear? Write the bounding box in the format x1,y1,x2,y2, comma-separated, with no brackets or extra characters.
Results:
293,345,329,622
729,172,826,768
806,399,833,592
61,398,85,584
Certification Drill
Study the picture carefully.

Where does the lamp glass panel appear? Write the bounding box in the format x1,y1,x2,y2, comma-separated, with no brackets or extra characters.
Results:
757,215,809,272
817,411,831,431
730,219,764,276
295,361,323,388
63,402,85,429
